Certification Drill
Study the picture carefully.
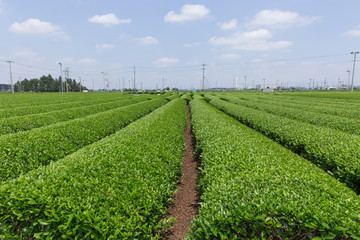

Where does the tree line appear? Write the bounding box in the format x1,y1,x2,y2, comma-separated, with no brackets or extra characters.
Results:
14,75,87,92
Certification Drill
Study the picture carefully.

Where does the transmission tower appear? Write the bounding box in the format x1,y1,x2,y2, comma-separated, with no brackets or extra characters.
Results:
6,60,14,94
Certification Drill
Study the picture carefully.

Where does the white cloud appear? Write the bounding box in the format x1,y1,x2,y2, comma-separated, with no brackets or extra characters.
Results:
88,13,131,26
9,18,69,39
96,44,114,49
209,29,292,51
137,36,158,45
184,42,200,47
153,57,179,67
164,4,210,23
343,28,360,37
250,9,320,28
78,58,96,64
219,19,238,30
218,53,241,60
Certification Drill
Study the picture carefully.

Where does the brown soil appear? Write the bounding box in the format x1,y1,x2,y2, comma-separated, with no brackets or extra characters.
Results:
163,105,200,240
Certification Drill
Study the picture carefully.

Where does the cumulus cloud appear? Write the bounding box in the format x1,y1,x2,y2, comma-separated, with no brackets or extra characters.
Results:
164,4,210,23
153,57,179,67
96,44,114,49
9,18,69,39
209,29,292,51
88,13,131,26
137,36,158,45
219,19,238,30
249,9,320,28
218,53,241,60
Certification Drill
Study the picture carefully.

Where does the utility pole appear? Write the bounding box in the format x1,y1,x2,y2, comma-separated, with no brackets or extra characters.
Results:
351,52,359,92
57,62,63,94
263,78,266,89
79,77,82,92
201,63,206,91
100,71,108,91
313,78,315,90
122,77,125,92
6,61,14,94
346,70,351,91
64,67,70,93
133,66,136,91
244,75,247,90
19,76,22,92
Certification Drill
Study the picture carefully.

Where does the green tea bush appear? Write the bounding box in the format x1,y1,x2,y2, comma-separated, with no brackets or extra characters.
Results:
0,98,187,239
0,97,167,181
189,98,360,239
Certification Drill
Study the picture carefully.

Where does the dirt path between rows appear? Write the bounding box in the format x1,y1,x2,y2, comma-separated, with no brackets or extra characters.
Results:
163,104,200,240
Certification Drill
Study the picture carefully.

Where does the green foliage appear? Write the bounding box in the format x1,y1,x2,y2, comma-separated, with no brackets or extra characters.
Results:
0,98,187,239
0,92,130,111
189,98,360,239
208,96,360,193
0,93,134,119
166,93,180,101
14,75,87,93
0,96,148,135
181,93,192,102
0,97,168,181
215,92,360,125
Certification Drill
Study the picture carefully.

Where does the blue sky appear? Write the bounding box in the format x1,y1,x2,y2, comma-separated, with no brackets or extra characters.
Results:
0,0,360,90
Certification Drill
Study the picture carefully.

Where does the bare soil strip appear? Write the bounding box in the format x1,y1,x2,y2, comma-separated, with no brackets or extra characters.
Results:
163,105,200,240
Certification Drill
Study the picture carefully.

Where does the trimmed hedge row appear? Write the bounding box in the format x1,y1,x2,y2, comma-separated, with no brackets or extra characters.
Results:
214,94,360,135
189,97,360,239
166,93,180,101
0,94,135,119
0,98,187,239
208,97,360,193
0,92,127,110
0,96,148,135
181,93,192,102
0,97,168,181
228,93,360,119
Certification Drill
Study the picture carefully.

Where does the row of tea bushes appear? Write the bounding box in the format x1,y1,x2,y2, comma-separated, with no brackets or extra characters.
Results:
208,97,360,193
0,98,187,239
0,97,168,181
0,96,148,135
189,97,360,239
214,94,360,135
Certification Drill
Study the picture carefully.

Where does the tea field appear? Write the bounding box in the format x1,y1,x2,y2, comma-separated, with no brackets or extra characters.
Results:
1,91,360,239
